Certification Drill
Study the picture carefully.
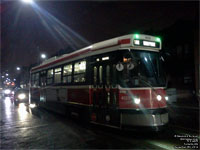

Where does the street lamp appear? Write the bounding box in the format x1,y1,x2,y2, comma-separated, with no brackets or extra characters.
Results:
41,54,47,59
21,0,33,4
6,74,9,76
16,67,21,71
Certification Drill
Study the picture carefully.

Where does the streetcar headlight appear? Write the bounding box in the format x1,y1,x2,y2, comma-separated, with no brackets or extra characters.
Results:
156,95,162,101
4,89,11,94
134,98,140,104
18,93,26,100
165,96,169,101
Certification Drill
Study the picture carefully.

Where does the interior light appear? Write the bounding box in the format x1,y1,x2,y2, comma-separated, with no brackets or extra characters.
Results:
102,57,109,61
134,40,140,45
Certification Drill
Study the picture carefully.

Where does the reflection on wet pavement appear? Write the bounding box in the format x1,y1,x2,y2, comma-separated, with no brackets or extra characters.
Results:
0,96,199,149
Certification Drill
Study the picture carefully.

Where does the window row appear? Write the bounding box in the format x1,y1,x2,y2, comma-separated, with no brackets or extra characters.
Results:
31,60,86,87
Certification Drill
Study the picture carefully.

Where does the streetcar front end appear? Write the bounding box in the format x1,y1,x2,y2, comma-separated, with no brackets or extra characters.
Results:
117,34,168,131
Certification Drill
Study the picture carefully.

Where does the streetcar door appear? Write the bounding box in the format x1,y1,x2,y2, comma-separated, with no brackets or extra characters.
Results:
92,58,119,126
92,63,106,124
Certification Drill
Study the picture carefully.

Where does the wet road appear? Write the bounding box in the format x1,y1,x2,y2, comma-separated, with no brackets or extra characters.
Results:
0,97,199,149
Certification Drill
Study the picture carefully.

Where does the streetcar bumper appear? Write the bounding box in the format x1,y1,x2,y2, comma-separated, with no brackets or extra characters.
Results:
120,108,169,131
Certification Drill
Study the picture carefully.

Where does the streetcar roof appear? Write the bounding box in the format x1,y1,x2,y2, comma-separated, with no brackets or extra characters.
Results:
31,34,161,72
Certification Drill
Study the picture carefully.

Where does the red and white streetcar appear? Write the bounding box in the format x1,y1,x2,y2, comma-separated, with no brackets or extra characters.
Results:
30,34,169,130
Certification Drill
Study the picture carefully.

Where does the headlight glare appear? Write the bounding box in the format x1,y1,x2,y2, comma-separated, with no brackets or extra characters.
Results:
29,104,36,108
134,98,140,104
18,93,26,100
156,95,162,101
4,89,11,94
165,96,169,101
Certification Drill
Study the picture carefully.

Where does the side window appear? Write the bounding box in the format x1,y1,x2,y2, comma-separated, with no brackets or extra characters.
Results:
74,60,86,83
54,67,61,83
106,65,110,85
112,64,117,87
35,73,39,86
63,64,72,83
47,69,53,84
93,66,97,85
31,74,35,86
99,66,103,84
40,71,46,87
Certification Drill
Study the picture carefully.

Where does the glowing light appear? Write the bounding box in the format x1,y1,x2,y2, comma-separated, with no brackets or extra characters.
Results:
144,57,148,62
16,67,21,71
21,0,33,4
41,54,46,59
165,96,169,101
134,40,140,45
18,103,28,121
102,57,109,61
134,98,140,104
5,97,12,118
134,34,140,39
4,89,11,94
143,41,156,47
29,103,36,108
41,54,47,59
156,37,161,42
157,95,162,101
18,93,26,100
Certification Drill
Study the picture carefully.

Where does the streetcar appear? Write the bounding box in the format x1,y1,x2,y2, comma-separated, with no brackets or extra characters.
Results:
30,34,169,130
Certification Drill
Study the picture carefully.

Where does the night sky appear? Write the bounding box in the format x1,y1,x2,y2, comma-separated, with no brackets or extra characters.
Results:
0,1,198,78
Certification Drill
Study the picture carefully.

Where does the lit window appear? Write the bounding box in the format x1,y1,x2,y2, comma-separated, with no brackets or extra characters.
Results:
54,67,61,83
134,40,140,45
102,56,109,61
94,67,97,85
47,69,53,85
47,69,53,78
106,65,110,85
63,64,72,83
99,66,103,84
75,61,86,74
74,60,86,83
63,64,72,75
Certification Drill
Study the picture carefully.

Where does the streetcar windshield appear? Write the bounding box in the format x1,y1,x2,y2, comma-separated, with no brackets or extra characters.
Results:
119,50,165,87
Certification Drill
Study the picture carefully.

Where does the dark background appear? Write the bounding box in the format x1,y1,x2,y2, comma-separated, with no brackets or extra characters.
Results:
0,1,199,98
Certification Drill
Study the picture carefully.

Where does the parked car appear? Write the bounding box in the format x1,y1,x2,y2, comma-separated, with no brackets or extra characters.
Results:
14,88,29,106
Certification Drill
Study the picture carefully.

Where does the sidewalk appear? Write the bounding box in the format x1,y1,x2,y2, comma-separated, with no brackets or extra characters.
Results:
167,98,199,131
167,98,200,110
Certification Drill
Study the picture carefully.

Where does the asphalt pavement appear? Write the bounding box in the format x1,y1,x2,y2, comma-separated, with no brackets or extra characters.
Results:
0,96,199,149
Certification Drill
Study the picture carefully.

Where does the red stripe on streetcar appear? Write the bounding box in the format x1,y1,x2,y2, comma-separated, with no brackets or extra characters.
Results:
118,39,131,44
31,38,130,72
32,49,91,71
